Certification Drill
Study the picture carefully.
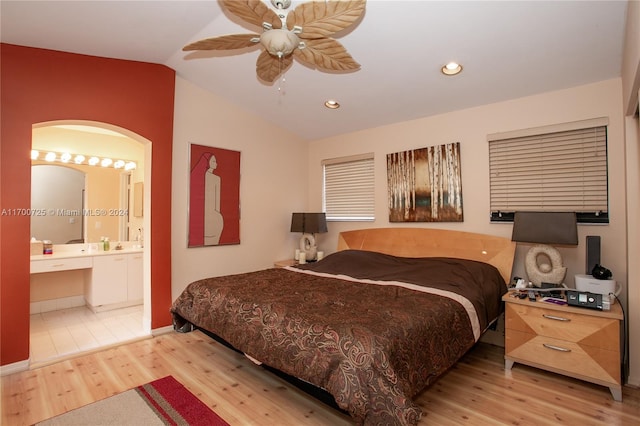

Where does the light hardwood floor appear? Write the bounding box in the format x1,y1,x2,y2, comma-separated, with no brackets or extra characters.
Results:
2,330,639,425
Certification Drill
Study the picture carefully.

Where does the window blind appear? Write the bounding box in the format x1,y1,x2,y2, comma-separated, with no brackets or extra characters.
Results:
322,154,374,221
488,124,608,223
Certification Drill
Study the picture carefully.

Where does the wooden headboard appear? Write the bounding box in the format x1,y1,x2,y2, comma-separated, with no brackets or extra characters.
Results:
337,228,516,285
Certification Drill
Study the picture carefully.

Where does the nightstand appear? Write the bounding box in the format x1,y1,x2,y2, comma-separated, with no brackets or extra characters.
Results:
273,259,297,268
503,293,623,401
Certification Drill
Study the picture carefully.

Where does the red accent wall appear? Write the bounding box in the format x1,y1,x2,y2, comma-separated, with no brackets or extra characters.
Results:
0,44,175,366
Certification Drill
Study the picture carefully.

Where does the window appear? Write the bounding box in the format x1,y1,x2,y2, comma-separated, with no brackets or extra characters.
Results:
322,153,374,221
488,118,608,224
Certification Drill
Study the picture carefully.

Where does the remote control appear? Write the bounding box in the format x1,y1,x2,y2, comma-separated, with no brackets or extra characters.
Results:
528,290,536,302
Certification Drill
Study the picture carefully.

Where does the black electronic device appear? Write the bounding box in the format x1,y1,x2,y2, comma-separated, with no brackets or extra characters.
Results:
585,235,601,275
566,290,603,310
591,264,612,280
541,282,563,297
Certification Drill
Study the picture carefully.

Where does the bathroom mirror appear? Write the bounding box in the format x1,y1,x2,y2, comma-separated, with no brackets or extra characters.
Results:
31,165,85,244
133,182,143,218
31,124,144,245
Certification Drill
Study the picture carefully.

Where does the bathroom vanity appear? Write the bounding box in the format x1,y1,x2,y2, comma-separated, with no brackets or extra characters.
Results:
30,244,143,313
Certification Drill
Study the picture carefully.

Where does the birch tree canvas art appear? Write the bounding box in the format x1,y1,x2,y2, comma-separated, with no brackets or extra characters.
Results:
387,142,463,222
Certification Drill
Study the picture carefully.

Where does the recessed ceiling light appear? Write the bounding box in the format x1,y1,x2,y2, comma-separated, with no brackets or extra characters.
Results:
325,99,340,109
441,62,463,76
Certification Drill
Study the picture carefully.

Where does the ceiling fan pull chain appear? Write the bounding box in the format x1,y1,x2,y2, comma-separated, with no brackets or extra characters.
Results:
277,58,287,101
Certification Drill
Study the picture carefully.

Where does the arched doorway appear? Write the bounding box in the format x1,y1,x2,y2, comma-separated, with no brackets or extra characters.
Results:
29,121,152,364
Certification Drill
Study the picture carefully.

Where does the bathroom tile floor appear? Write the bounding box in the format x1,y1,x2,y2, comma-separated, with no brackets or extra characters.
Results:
30,305,148,366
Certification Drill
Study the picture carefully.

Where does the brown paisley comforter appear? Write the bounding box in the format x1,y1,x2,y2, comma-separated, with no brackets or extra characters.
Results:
170,250,507,425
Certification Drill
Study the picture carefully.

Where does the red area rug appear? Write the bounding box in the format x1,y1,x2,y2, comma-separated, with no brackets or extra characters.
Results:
37,375,229,426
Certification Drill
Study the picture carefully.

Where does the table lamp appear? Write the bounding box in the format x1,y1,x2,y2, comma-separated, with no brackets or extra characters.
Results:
511,211,578,286
290,212,327,261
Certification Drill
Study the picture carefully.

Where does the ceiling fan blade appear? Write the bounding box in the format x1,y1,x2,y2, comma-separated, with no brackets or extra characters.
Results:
294,38,360,71
221,0,282,30
287,0,366,39
183,34,259,51
256,50,293,83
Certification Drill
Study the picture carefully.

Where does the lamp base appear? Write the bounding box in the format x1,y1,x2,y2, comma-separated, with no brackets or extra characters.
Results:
525,244,567,286
299,233,317,261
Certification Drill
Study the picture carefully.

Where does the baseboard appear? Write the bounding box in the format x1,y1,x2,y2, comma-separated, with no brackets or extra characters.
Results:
30,295,85,314
151,325,174,336
0,358,29,376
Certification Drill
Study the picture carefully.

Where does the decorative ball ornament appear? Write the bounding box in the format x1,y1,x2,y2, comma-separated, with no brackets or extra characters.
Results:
525,244,567,286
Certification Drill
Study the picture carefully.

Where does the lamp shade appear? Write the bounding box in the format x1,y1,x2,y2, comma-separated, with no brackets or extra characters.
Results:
511,211,578,245
290,213,328,234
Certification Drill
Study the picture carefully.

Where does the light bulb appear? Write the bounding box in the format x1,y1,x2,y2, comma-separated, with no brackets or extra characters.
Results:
114,160,125,169
45,152,56,162
441,62,463,76
74,155,85,164
88,156,100,166
60,152,72,163
101,158,113,167
31,150,39,160
324,100,340,109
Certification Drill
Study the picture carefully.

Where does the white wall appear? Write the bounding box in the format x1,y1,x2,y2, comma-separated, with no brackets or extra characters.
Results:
307,78,630,367
624,111,639,387
171,77,308,299
622,0,640,388
309,80,626,282
622,0,640,115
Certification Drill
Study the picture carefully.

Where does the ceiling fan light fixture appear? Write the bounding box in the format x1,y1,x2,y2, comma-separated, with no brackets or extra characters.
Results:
325,100,340,109
270,0,292,9
441,62,463,76
260,29,300,58
184,0,366,82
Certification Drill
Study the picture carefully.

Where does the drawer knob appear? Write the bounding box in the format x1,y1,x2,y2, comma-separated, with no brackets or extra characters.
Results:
543,343,572,352
542,314,571,322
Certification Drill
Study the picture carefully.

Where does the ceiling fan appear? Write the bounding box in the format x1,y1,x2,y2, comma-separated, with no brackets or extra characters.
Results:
183,0,366,83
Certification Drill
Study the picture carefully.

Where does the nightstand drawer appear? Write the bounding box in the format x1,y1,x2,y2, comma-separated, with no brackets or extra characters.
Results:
503,295,623,401
505,303,619,350
506,329,620,385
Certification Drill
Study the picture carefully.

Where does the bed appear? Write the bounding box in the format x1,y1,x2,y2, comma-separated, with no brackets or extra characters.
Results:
171,228,515,425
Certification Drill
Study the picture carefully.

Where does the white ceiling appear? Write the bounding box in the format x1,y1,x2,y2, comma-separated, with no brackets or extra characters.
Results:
0,0,629,141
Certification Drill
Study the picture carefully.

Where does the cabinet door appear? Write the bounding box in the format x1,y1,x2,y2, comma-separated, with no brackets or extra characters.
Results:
89,255,128,306
127,253,143,302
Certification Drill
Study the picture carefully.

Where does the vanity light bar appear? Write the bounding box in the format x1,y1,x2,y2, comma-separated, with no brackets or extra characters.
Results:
31,150,136,170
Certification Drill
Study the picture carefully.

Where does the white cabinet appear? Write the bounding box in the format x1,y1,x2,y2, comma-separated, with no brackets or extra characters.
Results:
84,252,143,312
127,253,143,302
31,256,92,274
